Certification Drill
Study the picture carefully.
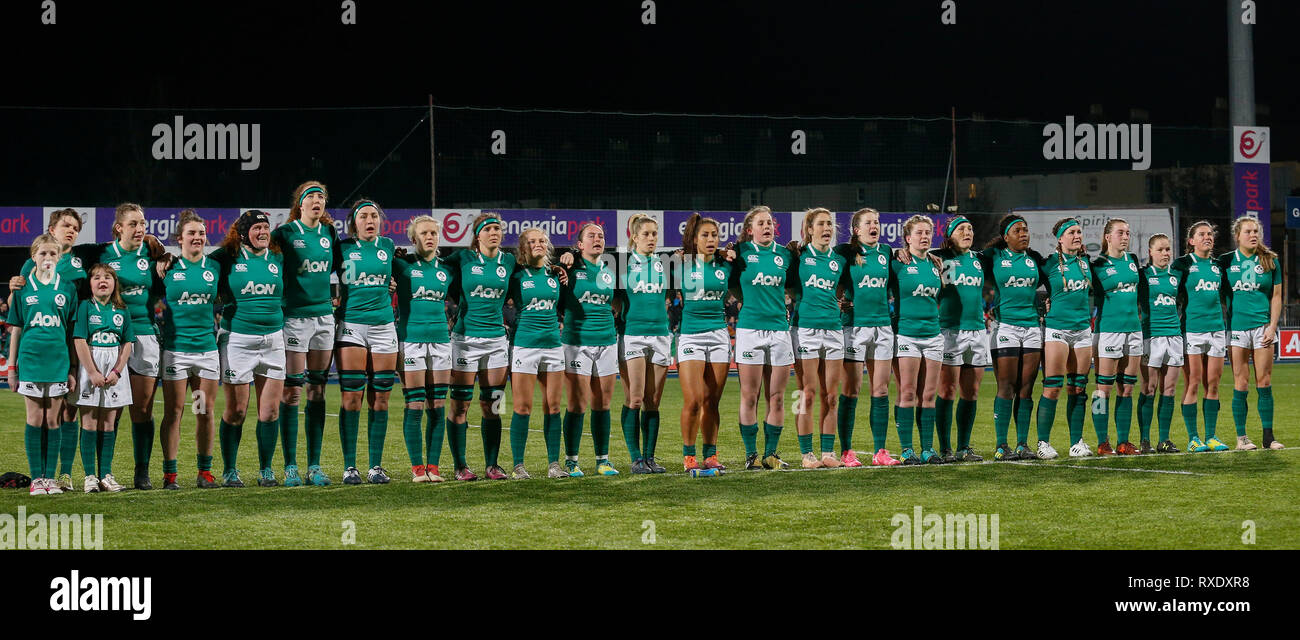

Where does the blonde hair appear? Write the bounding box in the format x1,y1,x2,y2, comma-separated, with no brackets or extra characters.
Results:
1099,218,1129,256
1146,233,1171,268
902,215,933,246
113,203,144,240
407,215,440,245
625,214,658,254
1231,217,1277,272
738,206,773,245
800,208,835,248
30,233,61,258
517,228,554,269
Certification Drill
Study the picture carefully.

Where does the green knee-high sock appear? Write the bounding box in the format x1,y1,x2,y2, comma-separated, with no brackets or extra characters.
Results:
1231,389,1248,437
425,405,446,467
933,396,953,452
1114,395,1133,444
403,407,424,467
80,429,99,476
837,395,858,453
562,411,585,459
918,407,936,451
1015,396,1033,443
1065,393,1083,443
739,422,759,457
1137,393,1154,441
256,419,277,470
1036,395,1057,443
24,425,43,478
58,420,78,475
305,399,326,467
956,398,977,449
993,397,1013,446
869,396,888,451
1157,395,1175,442
218,419,241,474
44,427,61,480
762,421,784,457
590,409,611,459
621,406,642,461
100,430,117,476
895,405,915,450
481,415,503,468
339,408,360,469
279,402,299,466
446,418,468,469
641,409,661,458
543,412,562,463
131,419,155,467
1091,391,1111,444
510,412,531,467
1203,398,1220,440
1257,386,1274,435
1181,402,1199,441
367,408,389,469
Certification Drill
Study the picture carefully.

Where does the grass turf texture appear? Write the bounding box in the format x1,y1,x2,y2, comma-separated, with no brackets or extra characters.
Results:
0,364,1296,550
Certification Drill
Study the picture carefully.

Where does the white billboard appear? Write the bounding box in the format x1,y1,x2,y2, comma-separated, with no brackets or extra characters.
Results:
1011,206,1177,260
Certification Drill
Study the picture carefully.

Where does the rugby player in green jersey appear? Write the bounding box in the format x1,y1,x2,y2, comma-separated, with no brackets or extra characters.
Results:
212,210,287,488
933,216,990,464
729,206,795,470
981,214,1045,460
835,208,900,466
507,228,569,479
788,208,849,469
1172,221,1230,452
72,265,134,493
8,234,77,495
1091,219,1145,455
156,210,221,490
675,214,732,472
617,215,672,474
1136,234,1183,453
334,200,399,485
1037,218,1095,459
273,181,345,487
444,213,516,480
889,216,946,465
1220,217,1285,450
559,222,620,476
394,216,454,482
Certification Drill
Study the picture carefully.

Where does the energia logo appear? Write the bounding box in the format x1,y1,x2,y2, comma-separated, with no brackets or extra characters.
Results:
151,116,261,171
1042,115,1152,170
49,570,151,621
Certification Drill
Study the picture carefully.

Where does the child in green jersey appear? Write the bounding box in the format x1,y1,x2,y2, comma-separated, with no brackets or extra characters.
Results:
1136,234,1183,454
72,265,134,493
933,216,990,464
8,234,77,495
1173,221,1230,452
1091,219,1144,456
212,210,287,488
675,214,732,472
889,215,946,465
1221,217,1284,450
1037,218,1095,460
559,222,620,477
617,214,673,474
395,216,455,482
836,208,901,467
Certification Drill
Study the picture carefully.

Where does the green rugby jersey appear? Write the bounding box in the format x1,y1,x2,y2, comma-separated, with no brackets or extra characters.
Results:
446,248,514,338
1171,253,1224,333
678,256,731,334
271,219,342,319
836,242,892,328
74,299,135,347
620,251,670,337
509,266,562,349
214,246,284,336
562,256,617,346
980,247,1041,328
1091,252,1141,333
935,248,986,331
336,236,395,326
99,240,157,336
730,241,793,331
159,253,220,352
1219,249,1278,331
791,245,847,331
1138,264,1181,337
888,253,942,338
6,274,74,383
1039,251,1092,331
393,255,452,343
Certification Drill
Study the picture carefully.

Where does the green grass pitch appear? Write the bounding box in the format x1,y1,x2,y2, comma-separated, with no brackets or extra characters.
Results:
0,364,1296,549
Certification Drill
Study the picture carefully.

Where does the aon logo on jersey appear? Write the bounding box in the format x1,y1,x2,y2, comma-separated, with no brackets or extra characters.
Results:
857,274,886,289
1063,279,1089,292
1193,279,1220,292
469,285,504,299
804,274,835,291
1153,294,1176,306
299,260,329,274
29,312,61,327
353,272,387,287
413,285,444,301
1112,282,1137,293
1231,280,1260,292
631,281,662,294
947,273,982,287
178,291,211,305
1002,276,1034,288
691,289,725,301
751,272,782,287
91,330,118,343
240,282,277,295
578,291,610,305
524,298,556,312
910,284,939,298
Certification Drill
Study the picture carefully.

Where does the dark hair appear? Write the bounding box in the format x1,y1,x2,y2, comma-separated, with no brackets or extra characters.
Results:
47,208,83,233
1185,219,1216,254
1050,217,1089,295
682,213,720,256
172,209,205,244
984,214,1027,250
940,218,973,252
347,198,384,238
86,264,127,309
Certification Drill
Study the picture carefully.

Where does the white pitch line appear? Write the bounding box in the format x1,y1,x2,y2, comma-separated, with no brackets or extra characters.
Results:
1001,460,1203,475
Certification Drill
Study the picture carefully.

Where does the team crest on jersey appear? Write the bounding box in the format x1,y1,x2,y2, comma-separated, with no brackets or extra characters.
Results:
70,257,82,268
113,314,123,327
1211,265,1220,274
293,239,306,248
931,267,939,277
320,237,331,249
133,257,148,272
438,271,449,282
1168,277,1177,286
1254,264,1264,274
203,270,215,282
714,269,725,280
600,272,613,284
878,254,887,266
235,264,248,272
829,261,839,272
378,249,388,262
1024,258,1034,268
496,266,508,278
54,293,66,307
653,261,663,273
545,277,556,288
268,263,279,275
1129,262,1138,272
773,256,784,268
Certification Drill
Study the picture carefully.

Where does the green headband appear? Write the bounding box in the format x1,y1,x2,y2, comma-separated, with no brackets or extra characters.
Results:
945,216,970,238
474,217,501,236
350,201,378,220
298,186,324,206
1055,219,1079,239
1002,217,1025,236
